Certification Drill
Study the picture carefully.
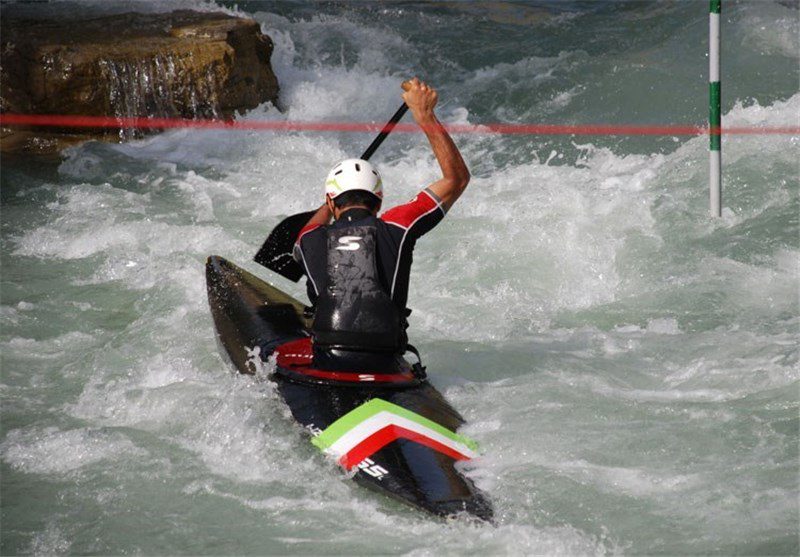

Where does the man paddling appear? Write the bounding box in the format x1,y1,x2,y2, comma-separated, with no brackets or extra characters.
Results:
293,78,470,371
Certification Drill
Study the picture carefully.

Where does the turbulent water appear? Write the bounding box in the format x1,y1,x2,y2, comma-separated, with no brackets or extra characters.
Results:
2,1,798,554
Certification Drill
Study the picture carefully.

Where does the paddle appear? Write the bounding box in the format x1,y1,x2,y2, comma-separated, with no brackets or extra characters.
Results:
360,102,409,160
254,103,409,282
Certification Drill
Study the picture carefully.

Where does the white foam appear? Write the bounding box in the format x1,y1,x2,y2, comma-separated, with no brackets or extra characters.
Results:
187,478,610,556
557,459,700,498
0,427,146,475
401,142,666,341
2,332,97,360
464,51,584,91
68,341,219,426
646,318,681,335
738,1,800,59
0,305,20,325
27,524,72,556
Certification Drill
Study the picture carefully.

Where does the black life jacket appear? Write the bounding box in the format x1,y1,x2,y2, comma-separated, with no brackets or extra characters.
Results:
311,223,405,353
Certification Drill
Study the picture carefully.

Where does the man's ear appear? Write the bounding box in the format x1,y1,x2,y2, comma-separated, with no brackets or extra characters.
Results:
326,196,337,219
373,202,382,216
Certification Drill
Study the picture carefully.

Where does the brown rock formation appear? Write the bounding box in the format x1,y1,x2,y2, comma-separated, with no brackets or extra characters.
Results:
1,10,279,155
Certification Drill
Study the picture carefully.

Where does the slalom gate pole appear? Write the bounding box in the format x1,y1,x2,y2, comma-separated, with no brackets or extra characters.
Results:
709,0,722,217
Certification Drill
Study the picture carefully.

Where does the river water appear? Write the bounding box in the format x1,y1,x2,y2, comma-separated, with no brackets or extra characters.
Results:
1,1,798,554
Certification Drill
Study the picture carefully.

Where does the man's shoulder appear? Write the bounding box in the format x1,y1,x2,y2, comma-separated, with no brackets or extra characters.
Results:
295,222,326,249
380,188,446,230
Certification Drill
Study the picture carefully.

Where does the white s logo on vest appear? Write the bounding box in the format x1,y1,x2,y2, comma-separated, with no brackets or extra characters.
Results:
335,236,362,251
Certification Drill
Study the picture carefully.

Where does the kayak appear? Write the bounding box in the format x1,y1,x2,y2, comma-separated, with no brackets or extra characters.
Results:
205,255,493,521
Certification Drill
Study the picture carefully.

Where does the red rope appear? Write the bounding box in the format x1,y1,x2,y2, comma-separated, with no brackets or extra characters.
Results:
1,113,797,136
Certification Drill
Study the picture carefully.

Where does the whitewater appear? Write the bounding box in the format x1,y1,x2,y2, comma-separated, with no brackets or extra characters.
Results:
1,1,798,554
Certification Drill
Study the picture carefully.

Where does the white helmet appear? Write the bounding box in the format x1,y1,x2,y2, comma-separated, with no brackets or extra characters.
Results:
324,158,383,200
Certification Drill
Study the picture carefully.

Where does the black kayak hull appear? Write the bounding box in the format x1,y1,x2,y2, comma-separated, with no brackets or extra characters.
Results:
205,255,492,521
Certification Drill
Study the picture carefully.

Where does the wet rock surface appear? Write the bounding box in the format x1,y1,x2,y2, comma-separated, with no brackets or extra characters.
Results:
0,10,279,155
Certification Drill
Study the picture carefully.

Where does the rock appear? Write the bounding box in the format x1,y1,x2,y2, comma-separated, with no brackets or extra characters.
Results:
0,10,279,155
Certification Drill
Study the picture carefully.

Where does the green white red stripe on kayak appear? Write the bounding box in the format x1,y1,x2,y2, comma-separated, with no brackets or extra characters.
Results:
311,398,479,469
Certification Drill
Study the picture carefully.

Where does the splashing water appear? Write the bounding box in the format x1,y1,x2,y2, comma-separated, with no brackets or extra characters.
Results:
1,1,798,554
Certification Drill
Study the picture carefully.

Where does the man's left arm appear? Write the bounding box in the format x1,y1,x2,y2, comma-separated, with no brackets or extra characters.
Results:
292,203,331,264
303,203,332,229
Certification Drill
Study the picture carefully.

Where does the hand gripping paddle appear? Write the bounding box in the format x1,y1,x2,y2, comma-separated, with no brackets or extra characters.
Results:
254,103,409,282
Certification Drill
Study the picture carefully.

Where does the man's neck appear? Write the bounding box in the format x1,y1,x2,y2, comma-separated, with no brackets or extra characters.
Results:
335,205,372,221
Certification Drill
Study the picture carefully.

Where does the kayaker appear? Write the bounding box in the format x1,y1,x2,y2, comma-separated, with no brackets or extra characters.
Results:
293,78,469,371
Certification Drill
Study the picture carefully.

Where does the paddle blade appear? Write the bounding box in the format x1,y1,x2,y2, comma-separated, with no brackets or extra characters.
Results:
254,210,317,282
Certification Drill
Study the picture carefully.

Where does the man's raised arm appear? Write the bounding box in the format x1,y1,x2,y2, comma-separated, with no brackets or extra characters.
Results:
401,78,470,212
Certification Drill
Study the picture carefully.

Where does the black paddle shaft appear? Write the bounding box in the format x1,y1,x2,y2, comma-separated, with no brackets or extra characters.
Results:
360,103,409,161
255,103,410,282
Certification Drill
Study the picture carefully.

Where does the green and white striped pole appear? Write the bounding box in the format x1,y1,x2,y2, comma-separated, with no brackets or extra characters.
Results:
709,0,721,216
